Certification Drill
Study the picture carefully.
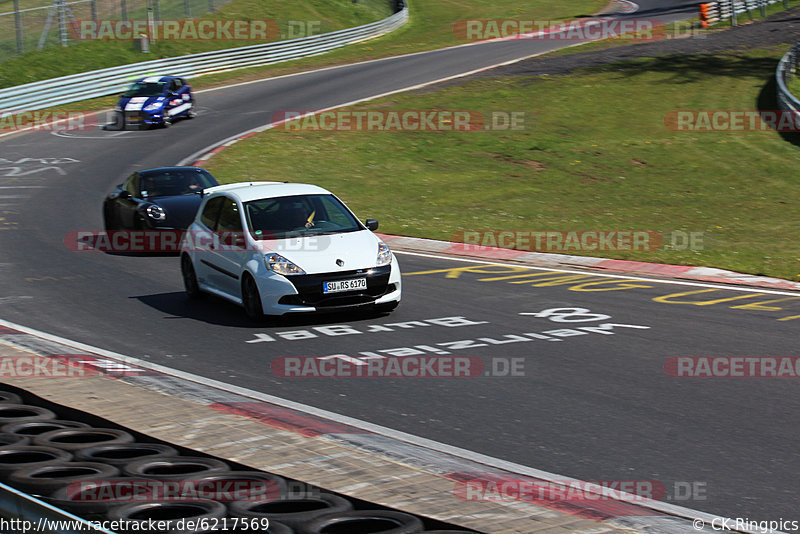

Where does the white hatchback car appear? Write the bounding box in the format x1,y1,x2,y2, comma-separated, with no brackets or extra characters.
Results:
179,182,401,318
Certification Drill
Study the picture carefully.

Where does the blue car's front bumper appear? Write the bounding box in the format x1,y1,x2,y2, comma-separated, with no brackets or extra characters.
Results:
121,110,165,129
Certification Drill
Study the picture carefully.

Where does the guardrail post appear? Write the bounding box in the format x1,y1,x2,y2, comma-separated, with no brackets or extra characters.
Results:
760,0,766,17
57,0,68,47
13,0,23,53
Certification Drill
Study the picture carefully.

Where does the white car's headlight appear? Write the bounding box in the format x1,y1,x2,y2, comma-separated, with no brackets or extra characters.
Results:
145,204,166,221
265,253,305,276
376,242,392,267
144,102,163,112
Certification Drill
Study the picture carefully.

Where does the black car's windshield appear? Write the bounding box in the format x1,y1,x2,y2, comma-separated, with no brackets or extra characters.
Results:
123,82,166,98
139,169,218,198
245,194,362,240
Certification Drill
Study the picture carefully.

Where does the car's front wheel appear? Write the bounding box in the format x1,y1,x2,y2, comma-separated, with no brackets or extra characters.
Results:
241,274,263,320
103,205,117,231
181,255,202,299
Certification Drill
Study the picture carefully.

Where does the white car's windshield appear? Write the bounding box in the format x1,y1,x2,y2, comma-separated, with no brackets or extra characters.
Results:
245,194,361,240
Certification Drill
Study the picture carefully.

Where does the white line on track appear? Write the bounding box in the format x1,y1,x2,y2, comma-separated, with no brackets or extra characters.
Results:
395,250,800,297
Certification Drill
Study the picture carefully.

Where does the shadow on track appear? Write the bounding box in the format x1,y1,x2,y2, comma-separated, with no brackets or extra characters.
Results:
131,292,395,328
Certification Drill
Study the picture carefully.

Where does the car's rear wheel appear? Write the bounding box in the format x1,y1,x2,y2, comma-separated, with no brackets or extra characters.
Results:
242,275,263,320
181,255,202,299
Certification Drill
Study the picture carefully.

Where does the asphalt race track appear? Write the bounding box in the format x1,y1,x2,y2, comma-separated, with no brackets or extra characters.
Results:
1,0,798,524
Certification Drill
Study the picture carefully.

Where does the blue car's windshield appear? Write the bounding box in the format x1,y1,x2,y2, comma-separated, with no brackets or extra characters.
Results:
123,82,166,98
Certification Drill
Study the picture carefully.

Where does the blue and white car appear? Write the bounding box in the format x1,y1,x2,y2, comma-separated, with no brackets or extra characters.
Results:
180,182,401,319
116,76,195,129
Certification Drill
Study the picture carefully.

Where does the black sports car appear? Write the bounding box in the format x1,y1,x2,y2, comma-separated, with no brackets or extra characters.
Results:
103,167,219,231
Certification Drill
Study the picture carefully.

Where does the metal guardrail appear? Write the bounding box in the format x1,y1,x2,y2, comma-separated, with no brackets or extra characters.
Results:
702,0,789,25
776,43,800,123
0,6,408,113
0,481,114,534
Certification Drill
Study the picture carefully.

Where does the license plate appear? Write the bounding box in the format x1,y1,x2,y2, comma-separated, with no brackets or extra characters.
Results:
323,278,367,294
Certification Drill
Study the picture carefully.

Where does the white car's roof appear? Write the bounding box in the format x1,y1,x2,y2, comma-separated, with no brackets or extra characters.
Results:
204,181,332,203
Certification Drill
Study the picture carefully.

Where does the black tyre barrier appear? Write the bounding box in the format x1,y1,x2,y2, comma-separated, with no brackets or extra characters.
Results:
7,461,120,495
229,492,352,530
0,391,23,404
2,419,90,436
299,510,424,534
123,456,231,479
106,499,227,533
0,403,56,424
75,442,178,466
0,383,482,533
181,471,288,502
0,445,73,476
184,519,294,534
44,479,150,521
32,427,135,451
0,432,30,447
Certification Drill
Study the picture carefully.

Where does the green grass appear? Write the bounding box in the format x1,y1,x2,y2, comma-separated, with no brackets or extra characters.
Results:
203,46,800,281
0,0,607,88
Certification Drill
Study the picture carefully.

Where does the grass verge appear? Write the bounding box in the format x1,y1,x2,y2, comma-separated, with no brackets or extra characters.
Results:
203,45,800,281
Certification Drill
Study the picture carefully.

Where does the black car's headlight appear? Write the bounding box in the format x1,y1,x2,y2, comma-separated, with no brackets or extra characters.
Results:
144,204,166,222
